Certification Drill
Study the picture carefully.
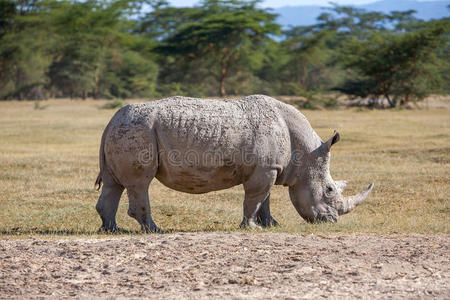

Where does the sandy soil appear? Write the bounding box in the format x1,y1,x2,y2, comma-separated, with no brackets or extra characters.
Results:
0,233,448,299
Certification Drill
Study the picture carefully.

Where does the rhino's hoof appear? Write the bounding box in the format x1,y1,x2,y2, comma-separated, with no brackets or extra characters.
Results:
98,225,119,233
239,219,262,229
257,217,279,228
142,225,164,234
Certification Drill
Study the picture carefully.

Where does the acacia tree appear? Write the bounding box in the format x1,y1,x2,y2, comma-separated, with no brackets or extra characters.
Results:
315,5,389,43
136,0,203,41
281,28,337,93
157,0,279,96
0,0,52,99
47,0,125,99
337,21,448,107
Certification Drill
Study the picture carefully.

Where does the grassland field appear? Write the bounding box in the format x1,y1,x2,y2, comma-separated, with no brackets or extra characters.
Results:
0,98,448,236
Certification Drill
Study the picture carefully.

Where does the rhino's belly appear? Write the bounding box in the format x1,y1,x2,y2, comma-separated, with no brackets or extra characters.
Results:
155,163,244,194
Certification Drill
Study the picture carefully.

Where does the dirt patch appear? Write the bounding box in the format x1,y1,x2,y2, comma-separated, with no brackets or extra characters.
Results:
0,233,448,299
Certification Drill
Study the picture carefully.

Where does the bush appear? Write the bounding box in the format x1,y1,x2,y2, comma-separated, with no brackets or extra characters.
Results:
101,99,126,109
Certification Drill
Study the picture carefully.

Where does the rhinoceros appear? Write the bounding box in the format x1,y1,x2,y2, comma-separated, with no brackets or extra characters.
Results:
95,95,373,232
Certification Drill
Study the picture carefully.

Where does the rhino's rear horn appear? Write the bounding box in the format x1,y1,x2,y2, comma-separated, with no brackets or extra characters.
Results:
338,183,374,215
335,180,349,193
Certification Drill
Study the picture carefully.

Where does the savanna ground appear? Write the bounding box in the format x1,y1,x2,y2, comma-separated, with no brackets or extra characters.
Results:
0,97,449,298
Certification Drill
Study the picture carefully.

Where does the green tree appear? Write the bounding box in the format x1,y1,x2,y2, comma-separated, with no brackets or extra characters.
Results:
136,0,203,41
0,0,52,99
45,0,159,99
337,21,447,107
47,0,126,98
156,0,279,96
281,28,338,93
99,47,158,98
316,5,389,41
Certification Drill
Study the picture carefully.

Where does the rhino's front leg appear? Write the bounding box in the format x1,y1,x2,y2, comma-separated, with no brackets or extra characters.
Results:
240,169,277,229
256,194,279,227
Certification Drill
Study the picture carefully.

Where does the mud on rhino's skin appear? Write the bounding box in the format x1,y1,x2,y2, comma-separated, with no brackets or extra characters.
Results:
95,95,374,232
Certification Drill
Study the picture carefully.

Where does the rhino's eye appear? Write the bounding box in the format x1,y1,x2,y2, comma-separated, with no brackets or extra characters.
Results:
325,186,334,197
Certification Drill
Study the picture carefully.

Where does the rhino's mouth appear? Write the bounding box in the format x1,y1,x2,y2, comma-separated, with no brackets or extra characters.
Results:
299,207,338,223
316,213,337,223
314,206,338,223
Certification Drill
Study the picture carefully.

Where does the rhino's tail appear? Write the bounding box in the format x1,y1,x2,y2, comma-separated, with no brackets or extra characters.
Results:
95,124,108,191
95,173,102,191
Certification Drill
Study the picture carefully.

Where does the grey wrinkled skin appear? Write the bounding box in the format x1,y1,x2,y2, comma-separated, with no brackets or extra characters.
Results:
95,95,373,232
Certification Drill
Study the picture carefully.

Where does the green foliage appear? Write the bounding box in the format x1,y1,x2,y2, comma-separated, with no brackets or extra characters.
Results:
99,49,158,99
47,0,109,98
281,29,339,93
101,99,126,109
290,90,339,110
0,0,448,104
155,0,280,96
337,20,448,107
47,0,156,99
0,0,51,99
0,0,159,100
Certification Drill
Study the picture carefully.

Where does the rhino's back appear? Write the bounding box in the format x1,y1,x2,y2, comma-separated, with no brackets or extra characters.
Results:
154,96,282,148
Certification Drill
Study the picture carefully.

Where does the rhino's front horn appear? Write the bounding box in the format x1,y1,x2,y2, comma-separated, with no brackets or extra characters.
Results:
338,183,374,215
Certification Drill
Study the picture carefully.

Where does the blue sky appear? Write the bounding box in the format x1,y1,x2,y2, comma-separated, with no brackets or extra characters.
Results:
169,0,445,8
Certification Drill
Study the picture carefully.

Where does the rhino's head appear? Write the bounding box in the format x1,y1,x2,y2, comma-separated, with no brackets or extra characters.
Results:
289,131,374,223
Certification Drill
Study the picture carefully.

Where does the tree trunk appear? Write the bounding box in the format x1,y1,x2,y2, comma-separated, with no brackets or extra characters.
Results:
219,76,226,97
93,65,100,99
93,85,99,100
385,94,394,108
219,61,228,97
300,64,307,89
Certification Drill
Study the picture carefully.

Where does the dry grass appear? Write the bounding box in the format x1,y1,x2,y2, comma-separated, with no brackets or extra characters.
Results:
0,99,448,237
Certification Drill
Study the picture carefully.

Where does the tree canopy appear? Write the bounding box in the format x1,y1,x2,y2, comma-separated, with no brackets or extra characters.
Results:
0,0,448,106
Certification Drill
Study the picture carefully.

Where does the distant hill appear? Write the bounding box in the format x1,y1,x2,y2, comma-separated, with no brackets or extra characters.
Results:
273,0,450,28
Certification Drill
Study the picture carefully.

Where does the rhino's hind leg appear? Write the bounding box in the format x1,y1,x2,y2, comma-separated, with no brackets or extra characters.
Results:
256,194,279,227
96,176,124,232
240,169,277,229
127,185,162,233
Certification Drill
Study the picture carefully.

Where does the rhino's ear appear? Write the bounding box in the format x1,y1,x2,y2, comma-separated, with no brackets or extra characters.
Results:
323,131,340,152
